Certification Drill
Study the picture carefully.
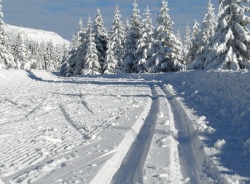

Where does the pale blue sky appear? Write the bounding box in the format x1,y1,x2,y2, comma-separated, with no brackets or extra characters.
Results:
2,0,218,40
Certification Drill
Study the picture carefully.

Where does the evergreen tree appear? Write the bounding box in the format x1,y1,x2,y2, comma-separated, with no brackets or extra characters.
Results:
71,17,86,49
44,40,58,71
170,30,185,69
134,5,154,73
83,22,100,75
187,1,217,70
0,0,14,69
12,33,28,69
176,30,184,61
183,24,192,64
123,0,142,73
203,0,250,70
201,1,217,50
62,18,89,76
188,20,201,64
93,9,108,71
103,39,118,74
26,39,38,69
124,18,131,34
111,5,125,70
38,41,47,69
146,0,183,72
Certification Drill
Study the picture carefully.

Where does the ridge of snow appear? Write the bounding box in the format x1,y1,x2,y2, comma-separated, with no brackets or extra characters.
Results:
3,24,69,46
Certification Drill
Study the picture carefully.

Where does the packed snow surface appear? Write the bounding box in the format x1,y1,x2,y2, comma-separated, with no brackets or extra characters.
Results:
0,70,249,184
3,24,69,46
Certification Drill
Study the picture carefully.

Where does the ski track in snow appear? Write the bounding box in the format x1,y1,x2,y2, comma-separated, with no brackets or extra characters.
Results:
0,70,249,184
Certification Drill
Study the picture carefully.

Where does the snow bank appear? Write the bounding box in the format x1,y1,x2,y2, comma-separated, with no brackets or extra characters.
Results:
142,70,250,180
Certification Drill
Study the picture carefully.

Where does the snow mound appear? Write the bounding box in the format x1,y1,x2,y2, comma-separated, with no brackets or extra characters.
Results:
3,24,69,46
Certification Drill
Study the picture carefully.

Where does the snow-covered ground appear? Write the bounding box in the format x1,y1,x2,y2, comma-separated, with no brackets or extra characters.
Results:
0,70,249,184
3,24,69,46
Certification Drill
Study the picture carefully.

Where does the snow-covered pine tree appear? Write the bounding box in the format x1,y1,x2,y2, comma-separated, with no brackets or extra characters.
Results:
122,0,142,73
203,0,250,70
72,17,93,76
183,23,192,64
146,0,183,72
111,5,125,71
32,41,42,69
200,0,217,51
12,33,28,69
37,41,46,69
0,0,15,69
78,17,86,44
44,40,58,71
25,39,38,69
103,39,118,74
187,0,217,70
176,30,184,61
71,17,86,49
54,44,66,67
93,9,108,72
61,17,89,76
133,5,154,73
188,20,201,64
170,30,185,69
124,18,131,34
82,21,101,75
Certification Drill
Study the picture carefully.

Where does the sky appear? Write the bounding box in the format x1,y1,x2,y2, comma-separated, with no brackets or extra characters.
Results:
2,0,218,41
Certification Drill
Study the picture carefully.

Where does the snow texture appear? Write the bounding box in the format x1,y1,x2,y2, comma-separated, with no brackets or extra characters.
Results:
0,70,249,184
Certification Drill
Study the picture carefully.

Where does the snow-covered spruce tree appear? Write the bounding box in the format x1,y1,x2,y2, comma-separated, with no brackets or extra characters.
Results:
187,0,217,70
77,17,86,44
103,39,118,74
71,17,86,49
54,44,66,66
200,1,217,51
146,0,183,73
72,17,93,76
169,30,185,70
111,5,125,71
25,39,39,69
61,18,89,76
124,18,131,34
12,33,28,69
0,0,15,69
183,23,192,65
172,30,185,68
203,0,250,70
176,30,184,60
93,9,108,72
188,20,201,64
82,23,101,75
122,0,142,73
44,40,60,71
37,41,46,69
133,6,154,73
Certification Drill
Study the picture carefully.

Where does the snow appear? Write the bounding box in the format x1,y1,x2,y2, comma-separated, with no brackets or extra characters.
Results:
0,69,249,184
3,24,69,46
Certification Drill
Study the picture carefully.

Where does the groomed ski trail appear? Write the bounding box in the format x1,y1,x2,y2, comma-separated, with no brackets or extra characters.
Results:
143,85,183,184
1,71,245,184
90,85,158,184
91,83,228,184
